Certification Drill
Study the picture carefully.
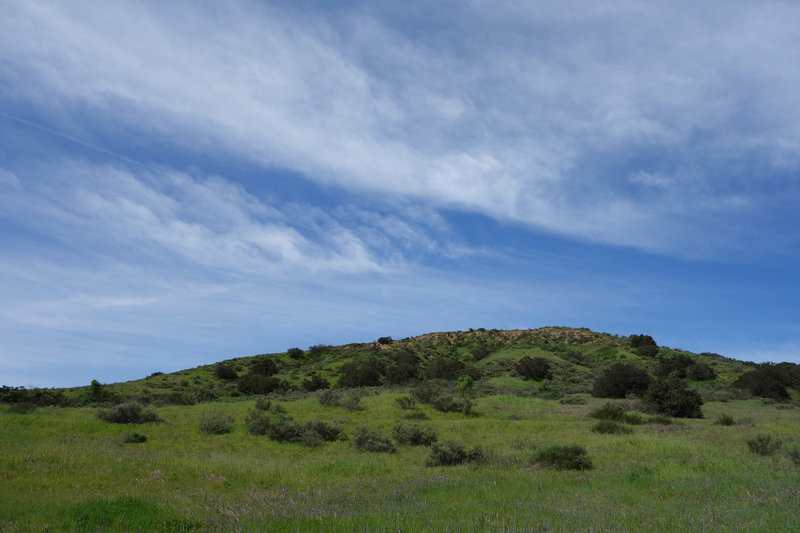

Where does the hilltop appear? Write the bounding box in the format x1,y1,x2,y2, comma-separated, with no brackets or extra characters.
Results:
5,326,796,408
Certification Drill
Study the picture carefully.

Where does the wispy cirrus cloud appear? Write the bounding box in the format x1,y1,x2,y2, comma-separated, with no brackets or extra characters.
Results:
2,0,799,254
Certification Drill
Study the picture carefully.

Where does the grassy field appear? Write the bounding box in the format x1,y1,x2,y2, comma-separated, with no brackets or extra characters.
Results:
2,392,799,532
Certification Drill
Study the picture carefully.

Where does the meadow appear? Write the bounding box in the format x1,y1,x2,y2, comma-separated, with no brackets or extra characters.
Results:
2,392,799,532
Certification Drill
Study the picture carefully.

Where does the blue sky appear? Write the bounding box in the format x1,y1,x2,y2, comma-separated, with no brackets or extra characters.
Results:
2,0,800,387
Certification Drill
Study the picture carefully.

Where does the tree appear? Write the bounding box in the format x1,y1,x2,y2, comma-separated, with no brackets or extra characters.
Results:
592,363,652,398
629,334,659,357
337,357,385,388
250,357,279,376
214,363,238,380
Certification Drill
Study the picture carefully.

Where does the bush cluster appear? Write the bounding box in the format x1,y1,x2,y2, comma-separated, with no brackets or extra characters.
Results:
642,379,703,418
747,434,782,456
337,357,385,388
426,440,486,466
715,414,736,426
97,402,162,424
352,426,396,453
393,422,438,446
592,364,652,399
533,444,593,470
214,363,238,380
244,410,342,446
394,395,416,410
515,356,552,381
199,410,235,434
302,373,330,392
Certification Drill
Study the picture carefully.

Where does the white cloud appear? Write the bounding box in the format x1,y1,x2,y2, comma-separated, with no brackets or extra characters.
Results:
3,1,799,254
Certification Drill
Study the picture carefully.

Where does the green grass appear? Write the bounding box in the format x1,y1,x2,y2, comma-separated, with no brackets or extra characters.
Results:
2,394,799,531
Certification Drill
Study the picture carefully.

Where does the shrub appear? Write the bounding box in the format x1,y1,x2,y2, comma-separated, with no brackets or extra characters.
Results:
643,379,703,418
589,403,625,421
352,426,396,453
592,364,652,399
687,362,717,381
412,381,446,404
515,356,552,380
426,356,466,381
244,409,271,435
715,414,736,426
250,357,279,376
648,414,673,425
393,422,437,446
402,409,430,420
302,373,330,392
788,446,800,467
384,347,421,384
123,432,147,443
432,394,472,415
303,420,343,443
559,395,588,405
655,354,695,379
622,412,645,425
734,367,790,401
6,402,36,414
199,410,235,434
97,402,162,424
747,434,782,456
214,363,238,380
287,347,304,359
426,440,486,466
337,357,385,388
533,444,593,470
592,420,633,435
254,396,271,411
317,389,340,407
394,395,416,410
630,334,658,357
342,392,363,411
308,344,331,356
266,415,304,443
237,374,282,395
377,336,393,345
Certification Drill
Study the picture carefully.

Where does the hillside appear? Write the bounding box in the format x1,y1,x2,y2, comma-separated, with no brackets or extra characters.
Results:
2,326,800,531
5,326,795,408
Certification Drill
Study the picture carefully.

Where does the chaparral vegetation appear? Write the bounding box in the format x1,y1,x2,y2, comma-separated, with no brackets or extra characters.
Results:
2,327,800,531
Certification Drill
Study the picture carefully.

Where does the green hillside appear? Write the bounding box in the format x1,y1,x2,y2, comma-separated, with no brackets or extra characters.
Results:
2,327,800,531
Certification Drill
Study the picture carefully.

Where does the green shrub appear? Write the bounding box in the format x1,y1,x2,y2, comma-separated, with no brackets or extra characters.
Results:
244,409,271,435
352,426,396,453
747,434,782,456
287,347,304,359
342,392,364,411
648,414,673,425
251,357,279,376
412,381,446,404
393,422,438,446
715,414,736,426
622,412,645,425
592,420,633,435
237,374,282,395
337,357,385,388
199,410,234,434
515,356,552,380
788,446,800,467
588,402,625,421
266,415,304,443
592,364,652,398
303,420,343,443
559,395,588,405
302,373,330,392
432,394,472,415
402,409,430,420
214,363,238,380
426,440,486,466
394,395,416,410
255,396,271,411
123,432,147,443
533,444,593,470
643,379,703,418
97,402,162,424
317,389,340,407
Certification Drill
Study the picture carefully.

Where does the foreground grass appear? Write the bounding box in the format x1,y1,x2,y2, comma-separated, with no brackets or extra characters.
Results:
2,395,799,532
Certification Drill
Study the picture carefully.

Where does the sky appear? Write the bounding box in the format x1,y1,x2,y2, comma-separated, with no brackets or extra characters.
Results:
1,0,800,388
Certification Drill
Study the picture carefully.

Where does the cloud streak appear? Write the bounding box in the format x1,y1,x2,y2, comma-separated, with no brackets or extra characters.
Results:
2,0,799,254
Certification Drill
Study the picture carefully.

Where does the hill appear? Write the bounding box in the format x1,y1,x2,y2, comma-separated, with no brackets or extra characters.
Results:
2,327,800,530
3,326,797,407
